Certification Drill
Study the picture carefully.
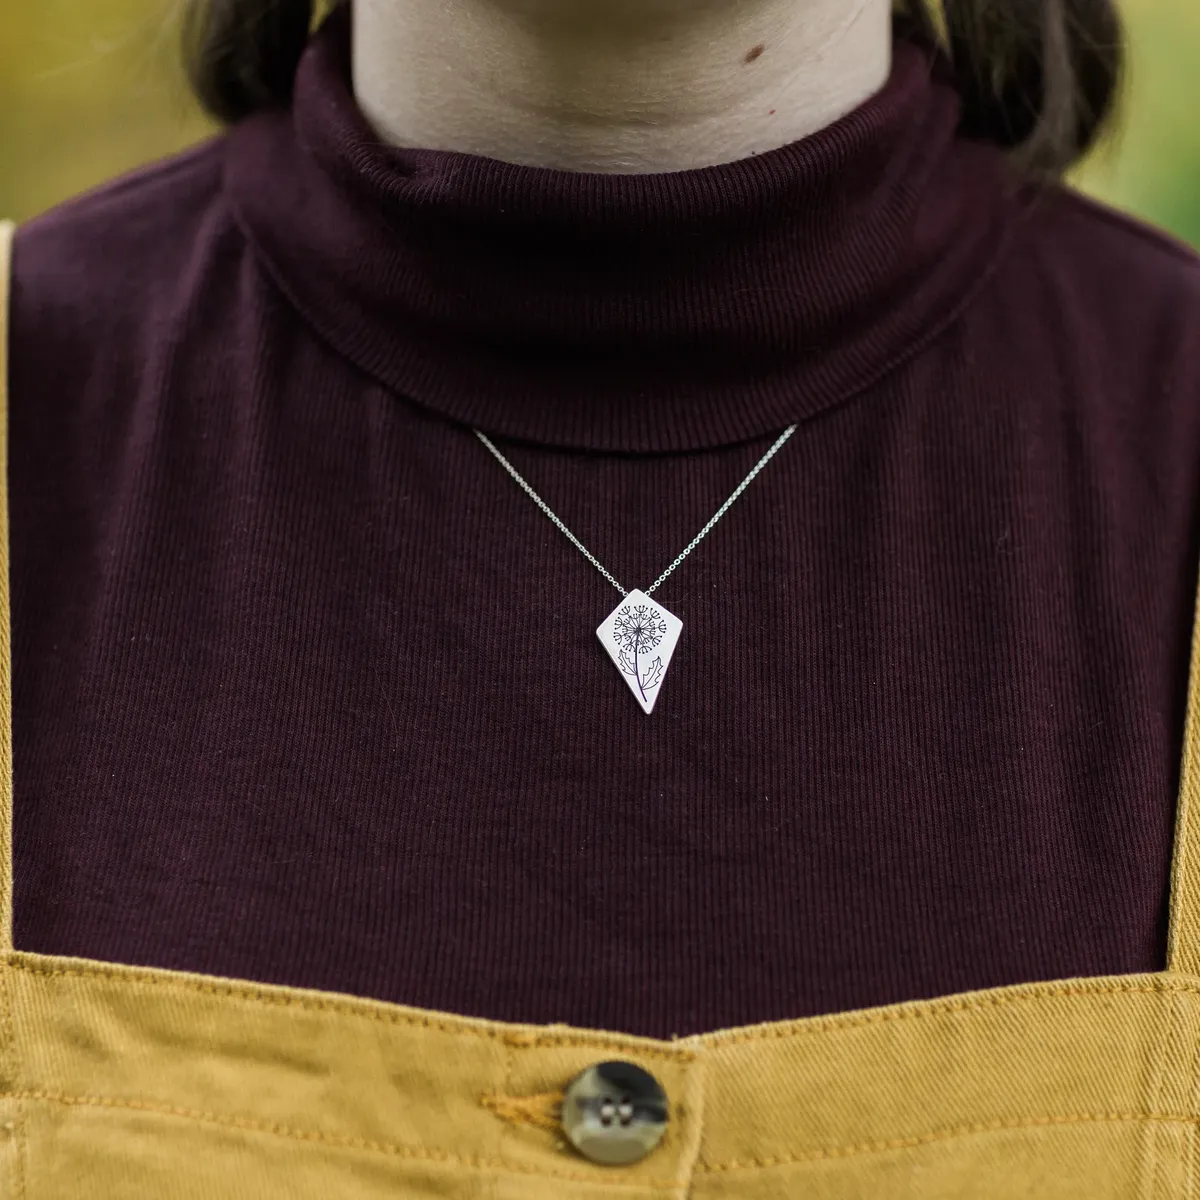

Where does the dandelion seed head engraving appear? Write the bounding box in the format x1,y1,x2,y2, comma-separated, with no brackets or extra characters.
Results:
613,605,668,655
610,601,671,708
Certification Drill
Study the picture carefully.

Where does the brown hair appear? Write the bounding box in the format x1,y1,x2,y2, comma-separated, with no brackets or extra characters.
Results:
181,0,1124,175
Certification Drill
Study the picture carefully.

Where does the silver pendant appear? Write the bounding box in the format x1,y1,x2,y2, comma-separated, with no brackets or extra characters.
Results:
596,589,683,715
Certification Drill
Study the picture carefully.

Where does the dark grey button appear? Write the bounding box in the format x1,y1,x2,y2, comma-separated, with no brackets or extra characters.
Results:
561,1061,669,1166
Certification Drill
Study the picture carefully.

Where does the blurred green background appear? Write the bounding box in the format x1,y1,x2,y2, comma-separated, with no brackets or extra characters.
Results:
1,0,1198,246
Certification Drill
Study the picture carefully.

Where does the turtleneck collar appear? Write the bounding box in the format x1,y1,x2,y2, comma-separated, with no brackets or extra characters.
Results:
225,3,1022,453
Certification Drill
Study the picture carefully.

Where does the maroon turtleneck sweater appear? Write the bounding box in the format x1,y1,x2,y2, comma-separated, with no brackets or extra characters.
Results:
8,6,1200,1038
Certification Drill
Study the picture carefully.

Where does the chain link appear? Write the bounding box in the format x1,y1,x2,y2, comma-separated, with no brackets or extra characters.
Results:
474,424,798,599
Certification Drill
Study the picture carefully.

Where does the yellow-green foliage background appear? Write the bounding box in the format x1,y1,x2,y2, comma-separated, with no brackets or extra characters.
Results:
1,0,1198,246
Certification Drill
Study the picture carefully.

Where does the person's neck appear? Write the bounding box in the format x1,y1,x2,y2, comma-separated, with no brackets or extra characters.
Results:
350,0,894,174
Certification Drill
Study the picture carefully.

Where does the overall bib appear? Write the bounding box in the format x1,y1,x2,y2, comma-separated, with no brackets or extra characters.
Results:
3,218,1200,1198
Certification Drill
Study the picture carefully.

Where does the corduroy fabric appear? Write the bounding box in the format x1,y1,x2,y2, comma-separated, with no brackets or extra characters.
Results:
7,5,1200,1044
5,210,1200,1190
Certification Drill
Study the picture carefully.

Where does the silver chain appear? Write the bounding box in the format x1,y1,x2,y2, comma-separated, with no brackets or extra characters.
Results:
474,425,798,598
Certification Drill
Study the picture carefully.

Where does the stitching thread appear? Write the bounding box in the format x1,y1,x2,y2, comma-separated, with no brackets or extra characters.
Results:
3,958,695,1062
695,978,1200,1049
698,1110,1200,1174
0,953,24,1199
493,1038,516,1200
11,1086,1198,1180
9,956,1198,1053
480,1092,563,1133
3,1088,684,1190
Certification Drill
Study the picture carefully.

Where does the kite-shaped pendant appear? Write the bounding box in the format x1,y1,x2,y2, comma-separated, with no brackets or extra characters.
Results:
596,589,683,715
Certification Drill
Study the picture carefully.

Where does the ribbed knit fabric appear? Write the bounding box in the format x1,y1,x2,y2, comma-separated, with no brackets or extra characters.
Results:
7,5,1200,1038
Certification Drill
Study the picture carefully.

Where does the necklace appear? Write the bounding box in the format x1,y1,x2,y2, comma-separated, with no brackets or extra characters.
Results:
475,426,798,714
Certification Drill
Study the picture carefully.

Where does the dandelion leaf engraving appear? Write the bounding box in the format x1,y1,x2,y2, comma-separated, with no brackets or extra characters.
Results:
642,657,664,691
598,590,682,715
613,603,668,698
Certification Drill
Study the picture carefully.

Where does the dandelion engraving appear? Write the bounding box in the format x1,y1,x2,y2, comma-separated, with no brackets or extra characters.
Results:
613,604,668,703
475,422,797,713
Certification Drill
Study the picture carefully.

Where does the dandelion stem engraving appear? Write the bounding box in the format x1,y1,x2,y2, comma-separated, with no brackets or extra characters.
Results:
597,590,679,715
613,603,668,703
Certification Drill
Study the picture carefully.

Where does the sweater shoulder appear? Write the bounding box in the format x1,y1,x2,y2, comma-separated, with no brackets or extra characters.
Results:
1047,185,1199,267
9,135,234,333
1010,182,1200,305
983,182,1200,407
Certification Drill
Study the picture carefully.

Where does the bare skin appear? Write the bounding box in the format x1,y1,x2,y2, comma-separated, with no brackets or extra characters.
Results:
351,0,894,173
